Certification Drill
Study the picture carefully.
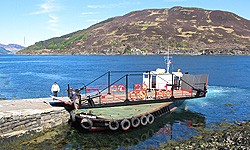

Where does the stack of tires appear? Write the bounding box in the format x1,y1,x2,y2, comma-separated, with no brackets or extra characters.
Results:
108,113,155,131
75,111,155,131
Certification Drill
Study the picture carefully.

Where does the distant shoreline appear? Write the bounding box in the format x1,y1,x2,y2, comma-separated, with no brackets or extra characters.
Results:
14,53,250,56
15,46,250,56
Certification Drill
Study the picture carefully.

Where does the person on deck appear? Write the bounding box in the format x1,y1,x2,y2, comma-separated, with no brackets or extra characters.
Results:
51,82,60,97
72,89,81,109
66,87,74,100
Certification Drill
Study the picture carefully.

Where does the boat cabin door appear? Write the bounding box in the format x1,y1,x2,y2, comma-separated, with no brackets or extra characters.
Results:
151,75,156,89
143,73,156,90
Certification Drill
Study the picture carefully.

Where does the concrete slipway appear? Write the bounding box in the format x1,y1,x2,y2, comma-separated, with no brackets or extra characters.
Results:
0,98,69,138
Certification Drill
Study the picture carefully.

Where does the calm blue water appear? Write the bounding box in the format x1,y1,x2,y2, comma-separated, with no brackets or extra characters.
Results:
1,55,250,149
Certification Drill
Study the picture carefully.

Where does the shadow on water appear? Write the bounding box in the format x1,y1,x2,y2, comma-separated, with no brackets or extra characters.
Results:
0,105,206,150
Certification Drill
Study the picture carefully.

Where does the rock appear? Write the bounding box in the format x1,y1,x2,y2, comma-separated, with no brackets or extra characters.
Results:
161,120,250,149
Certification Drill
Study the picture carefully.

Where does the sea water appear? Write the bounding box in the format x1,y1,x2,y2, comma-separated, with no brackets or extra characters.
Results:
0,55,249,149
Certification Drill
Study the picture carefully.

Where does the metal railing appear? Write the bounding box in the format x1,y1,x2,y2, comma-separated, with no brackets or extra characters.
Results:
67,71,208,105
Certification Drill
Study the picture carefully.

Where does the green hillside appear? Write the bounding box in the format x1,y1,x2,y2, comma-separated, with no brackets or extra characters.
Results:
17,6,250,55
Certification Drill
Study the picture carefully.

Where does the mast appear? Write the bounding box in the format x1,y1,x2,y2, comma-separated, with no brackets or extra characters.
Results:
165,46,172,74
167,46,170,73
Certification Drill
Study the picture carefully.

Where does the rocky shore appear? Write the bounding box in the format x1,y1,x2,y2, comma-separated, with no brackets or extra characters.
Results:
162,121,250,149
16,46,250,56
155,46,250,56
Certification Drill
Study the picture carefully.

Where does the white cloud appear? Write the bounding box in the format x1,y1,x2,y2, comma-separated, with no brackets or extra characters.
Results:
28,0,62,36
49,14,59,23
88,2,141,9
28,0,61,15
88,4,107,9
48,14,61,35
82,12,99,15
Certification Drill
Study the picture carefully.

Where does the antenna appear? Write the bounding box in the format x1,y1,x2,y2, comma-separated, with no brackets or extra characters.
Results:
164,46,173,74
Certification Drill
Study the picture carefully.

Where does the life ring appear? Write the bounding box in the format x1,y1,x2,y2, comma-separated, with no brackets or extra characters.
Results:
156,90,164,98
80,118,93,130
147,114,154,124
118,85,125,92
70,110,76,122
129,91,137,99
142,84,148,90
120,119,131,130
140,115,147,126
131,117,140,128
109,119,119,131
134,84,141,91
139,90,146,99
165,90,171,97
110,85,117,93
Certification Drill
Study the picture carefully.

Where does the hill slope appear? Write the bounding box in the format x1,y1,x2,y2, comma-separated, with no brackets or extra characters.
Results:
0,44,25,54
0,47,12,54
17,6,250,55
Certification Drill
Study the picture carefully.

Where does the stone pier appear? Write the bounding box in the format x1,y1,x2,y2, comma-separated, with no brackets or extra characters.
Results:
0,98,69,138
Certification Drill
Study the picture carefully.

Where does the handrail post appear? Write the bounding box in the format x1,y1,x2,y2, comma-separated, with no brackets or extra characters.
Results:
126,74,129,101
67,84,70,98
148,72,151,92
108,71,111,94
171,74,174,100
99,92,101,104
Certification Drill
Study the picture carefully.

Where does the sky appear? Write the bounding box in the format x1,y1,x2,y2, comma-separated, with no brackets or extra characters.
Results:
0,0,249,47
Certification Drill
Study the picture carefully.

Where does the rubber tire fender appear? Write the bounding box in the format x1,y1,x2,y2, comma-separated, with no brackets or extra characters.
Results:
147,114,154,124
80,118,93,130
131,117,140,128
120,119,131,130
140,115,147,126
109,119,119,131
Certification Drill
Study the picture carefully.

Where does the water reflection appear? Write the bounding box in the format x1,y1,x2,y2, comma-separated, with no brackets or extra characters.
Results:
65,106,206,149
0,105,205,149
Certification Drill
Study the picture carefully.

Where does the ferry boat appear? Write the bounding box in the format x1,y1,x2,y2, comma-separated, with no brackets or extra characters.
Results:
51,56,208,131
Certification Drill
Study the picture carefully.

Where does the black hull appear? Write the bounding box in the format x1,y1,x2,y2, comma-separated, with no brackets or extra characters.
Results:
73,99,186,131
